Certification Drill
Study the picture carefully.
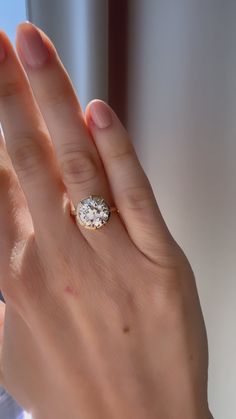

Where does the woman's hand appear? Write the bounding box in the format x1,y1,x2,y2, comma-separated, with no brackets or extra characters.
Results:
0,22,211,419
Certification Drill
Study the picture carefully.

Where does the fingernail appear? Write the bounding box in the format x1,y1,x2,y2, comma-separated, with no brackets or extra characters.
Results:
17,23,49,69
0,33,6,63
89,101,113,129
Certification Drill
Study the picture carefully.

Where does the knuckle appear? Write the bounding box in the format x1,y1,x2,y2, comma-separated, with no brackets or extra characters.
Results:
123,184,154,211
38,77,74,108
61,148,98,186
10,134,46,178
143,248,192,299
40,86,69,107
107,143,134,163
0,80,24,100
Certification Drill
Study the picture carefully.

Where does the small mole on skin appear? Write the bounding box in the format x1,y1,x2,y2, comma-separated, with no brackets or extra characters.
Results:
123,326,130,334
64,285,79,297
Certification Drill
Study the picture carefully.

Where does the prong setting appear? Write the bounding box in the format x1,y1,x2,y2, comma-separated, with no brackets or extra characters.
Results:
74,195,112,230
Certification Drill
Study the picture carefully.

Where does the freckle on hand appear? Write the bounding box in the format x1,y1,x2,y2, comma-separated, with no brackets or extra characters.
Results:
123,326,130,334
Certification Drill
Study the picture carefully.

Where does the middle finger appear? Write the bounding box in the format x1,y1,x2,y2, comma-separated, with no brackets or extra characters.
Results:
0,30,65,237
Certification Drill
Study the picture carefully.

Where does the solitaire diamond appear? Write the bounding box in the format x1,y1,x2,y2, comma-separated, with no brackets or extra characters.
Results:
76,196,111,229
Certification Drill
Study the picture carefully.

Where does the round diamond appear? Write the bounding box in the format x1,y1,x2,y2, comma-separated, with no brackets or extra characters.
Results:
76,196,110,229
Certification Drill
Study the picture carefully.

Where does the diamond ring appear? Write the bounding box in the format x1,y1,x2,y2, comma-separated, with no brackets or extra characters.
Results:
70,195,119,230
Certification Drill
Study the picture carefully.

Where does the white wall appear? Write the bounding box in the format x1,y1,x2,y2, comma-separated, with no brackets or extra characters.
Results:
29,1,236,417
127,1,236,418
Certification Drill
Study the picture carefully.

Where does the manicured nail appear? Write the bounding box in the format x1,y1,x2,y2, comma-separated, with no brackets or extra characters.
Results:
17,23,49,69
89,101,113,129
0,34,6,63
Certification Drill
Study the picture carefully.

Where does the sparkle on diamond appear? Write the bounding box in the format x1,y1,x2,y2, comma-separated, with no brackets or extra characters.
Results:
77,196,110,229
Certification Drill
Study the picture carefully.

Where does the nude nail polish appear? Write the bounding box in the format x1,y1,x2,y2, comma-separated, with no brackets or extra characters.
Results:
89,101,113,129
17,23,49,69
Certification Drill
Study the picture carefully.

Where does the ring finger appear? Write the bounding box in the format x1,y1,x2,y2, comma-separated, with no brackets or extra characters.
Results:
15,22,125,243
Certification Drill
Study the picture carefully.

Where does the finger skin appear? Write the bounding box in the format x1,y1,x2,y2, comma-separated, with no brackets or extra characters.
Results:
0,30,65,236
85,99,177,263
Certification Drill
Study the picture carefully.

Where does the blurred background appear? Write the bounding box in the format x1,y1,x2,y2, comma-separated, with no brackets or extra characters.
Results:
0,1,236,418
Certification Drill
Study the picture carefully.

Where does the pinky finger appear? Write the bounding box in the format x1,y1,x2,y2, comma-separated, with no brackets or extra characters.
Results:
85,100,177,264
